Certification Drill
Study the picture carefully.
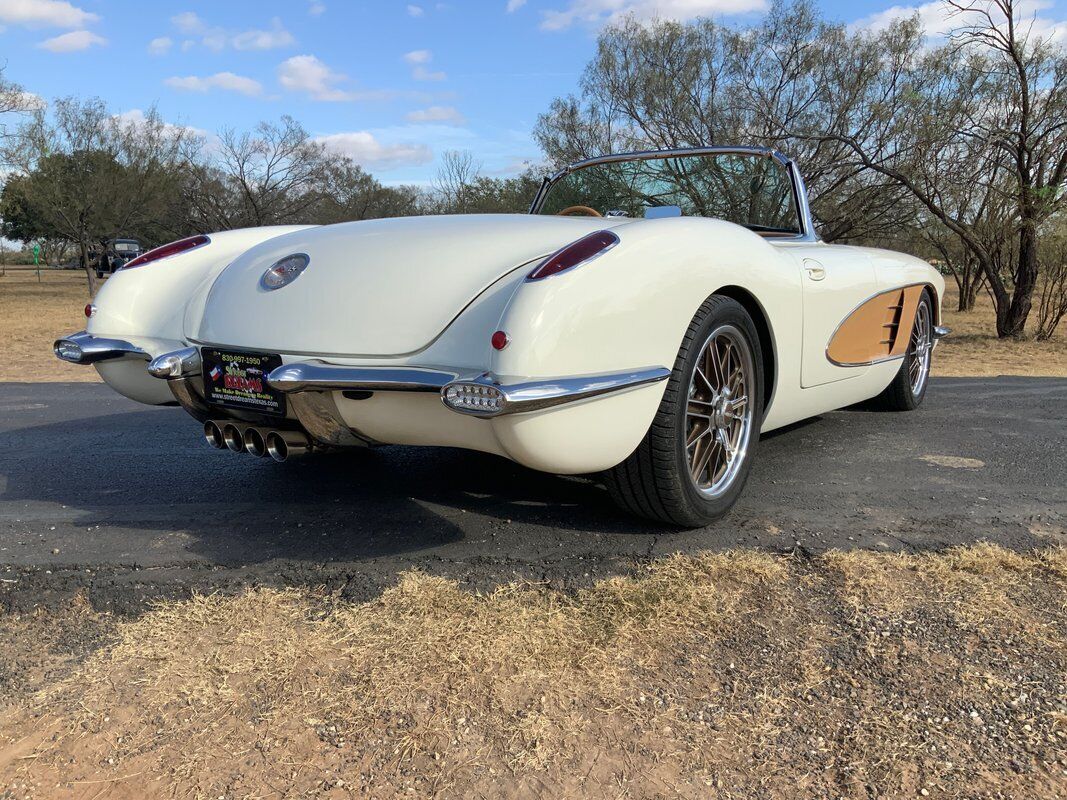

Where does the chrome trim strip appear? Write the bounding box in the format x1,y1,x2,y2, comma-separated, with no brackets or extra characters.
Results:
933,325,951,339
442,366,672,417
53,331,148,365
528,145,819,243
267,362,469,393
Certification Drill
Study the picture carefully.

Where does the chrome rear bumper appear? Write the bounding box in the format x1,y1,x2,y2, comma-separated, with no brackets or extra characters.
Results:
57,333,670,445
265,360,671,418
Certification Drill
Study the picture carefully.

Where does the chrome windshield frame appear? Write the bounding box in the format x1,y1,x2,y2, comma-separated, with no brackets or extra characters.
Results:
528,145,819,243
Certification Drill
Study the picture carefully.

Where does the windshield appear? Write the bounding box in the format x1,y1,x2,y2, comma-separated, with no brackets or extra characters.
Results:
536,152,801,235
113,242,138,252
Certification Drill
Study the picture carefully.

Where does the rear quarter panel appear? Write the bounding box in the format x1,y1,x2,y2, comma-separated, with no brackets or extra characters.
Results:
486,217,805,471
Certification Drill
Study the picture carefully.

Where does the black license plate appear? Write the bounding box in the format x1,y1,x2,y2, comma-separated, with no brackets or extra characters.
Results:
202,349,286,416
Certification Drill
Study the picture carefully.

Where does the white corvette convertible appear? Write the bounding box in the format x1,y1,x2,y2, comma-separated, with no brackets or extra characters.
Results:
56,147,947,526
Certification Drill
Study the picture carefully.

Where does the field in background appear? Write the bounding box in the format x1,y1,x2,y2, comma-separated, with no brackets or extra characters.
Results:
0,271,96,383
1,545,1064,798
937,286,1067,376
1,270,1065,383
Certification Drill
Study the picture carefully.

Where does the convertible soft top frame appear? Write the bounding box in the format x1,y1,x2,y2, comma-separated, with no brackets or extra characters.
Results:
528,145,820,244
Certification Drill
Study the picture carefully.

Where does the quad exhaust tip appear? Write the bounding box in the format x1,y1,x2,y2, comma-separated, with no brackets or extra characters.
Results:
243,426,268,457
204,420,310,462
204,421,225,449
265,430,310,462
222,423,245,453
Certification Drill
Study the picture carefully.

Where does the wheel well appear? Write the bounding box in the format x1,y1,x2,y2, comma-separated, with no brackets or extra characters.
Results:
714,285,776,414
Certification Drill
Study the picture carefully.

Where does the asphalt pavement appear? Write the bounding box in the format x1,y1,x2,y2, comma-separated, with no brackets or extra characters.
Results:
1,377,1064,613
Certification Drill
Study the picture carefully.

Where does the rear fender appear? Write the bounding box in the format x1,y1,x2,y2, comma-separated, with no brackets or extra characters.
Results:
488,218,801,462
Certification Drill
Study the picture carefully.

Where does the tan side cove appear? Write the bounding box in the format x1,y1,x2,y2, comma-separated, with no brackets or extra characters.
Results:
827,285,925,367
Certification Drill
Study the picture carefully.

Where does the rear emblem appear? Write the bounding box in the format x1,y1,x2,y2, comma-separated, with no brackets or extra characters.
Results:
261,253,310,290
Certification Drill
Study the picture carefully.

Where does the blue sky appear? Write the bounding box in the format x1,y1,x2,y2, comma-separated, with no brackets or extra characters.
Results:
2,0,1065,184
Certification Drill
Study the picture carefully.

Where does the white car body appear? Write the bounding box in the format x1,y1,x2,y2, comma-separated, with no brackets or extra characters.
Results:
57,147,945,510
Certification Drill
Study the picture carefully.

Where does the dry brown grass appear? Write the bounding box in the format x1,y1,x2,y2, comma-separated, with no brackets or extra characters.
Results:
934,284,1067,376
0,271,99,383
2,545,1064,798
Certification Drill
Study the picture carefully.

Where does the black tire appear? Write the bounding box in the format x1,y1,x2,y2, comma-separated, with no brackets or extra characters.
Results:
605,295,764,527
869,290,934,412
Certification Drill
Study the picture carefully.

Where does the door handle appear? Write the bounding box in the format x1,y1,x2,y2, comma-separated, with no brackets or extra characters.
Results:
804,260,826,281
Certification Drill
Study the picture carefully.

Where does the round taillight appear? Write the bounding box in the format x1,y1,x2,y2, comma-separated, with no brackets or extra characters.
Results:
491,330,509,350
84,303,95,318
121,235,210,270
526,230,619,281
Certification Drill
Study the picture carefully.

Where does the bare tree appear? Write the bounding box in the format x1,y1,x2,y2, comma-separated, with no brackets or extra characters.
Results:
203,116,330,228
432,150,480,210
534,4,917,243
1035,222,1067,339
796,0,1067,337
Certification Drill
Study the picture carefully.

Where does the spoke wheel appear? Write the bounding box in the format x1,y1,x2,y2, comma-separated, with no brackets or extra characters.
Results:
908,300,932,395
685,325,756,498
604,295,764,527
869,289,936,412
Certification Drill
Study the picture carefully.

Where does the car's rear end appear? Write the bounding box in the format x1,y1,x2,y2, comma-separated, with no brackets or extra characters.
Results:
55,215,677,474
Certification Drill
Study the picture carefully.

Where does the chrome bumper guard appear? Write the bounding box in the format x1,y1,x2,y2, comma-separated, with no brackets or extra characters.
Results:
53,331,148,365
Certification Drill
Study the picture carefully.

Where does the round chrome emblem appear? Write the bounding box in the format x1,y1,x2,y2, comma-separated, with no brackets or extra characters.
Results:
260,253,310,290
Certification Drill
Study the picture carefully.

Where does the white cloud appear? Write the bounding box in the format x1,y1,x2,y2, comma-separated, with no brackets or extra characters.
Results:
0,0,97,28
308,0,326,14
406,105,465,124
171,10,206,34
168,13,296,52
506,0,527,10
403,49,446,81
316,131,433,170
854,0,957,35
14,91,46,111
165,72,264,97
232,17,295,50
147,35,172,55
853,0,1066,45
37,29,105,51
407,4,425,16
403,48,432,64
412,65,446,81
278,54,363,101
540,0,765,31
112,109,207,140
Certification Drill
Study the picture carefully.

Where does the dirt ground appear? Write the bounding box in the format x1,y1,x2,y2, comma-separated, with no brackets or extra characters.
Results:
1,545,1064,799
2,269,1065,382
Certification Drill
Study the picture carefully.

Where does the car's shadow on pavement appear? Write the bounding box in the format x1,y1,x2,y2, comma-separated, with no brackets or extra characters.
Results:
1,377,1064,611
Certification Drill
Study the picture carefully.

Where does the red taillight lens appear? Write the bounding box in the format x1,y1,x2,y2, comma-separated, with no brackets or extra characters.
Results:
526,230,619,281
121,234,210,270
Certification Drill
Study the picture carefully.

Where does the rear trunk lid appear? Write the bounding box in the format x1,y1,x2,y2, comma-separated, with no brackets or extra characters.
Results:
193,214,625,357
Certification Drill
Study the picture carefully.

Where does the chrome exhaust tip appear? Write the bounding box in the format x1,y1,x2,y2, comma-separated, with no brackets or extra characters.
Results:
265,430,310,463
204,421,225,450
222,423,246,453
243,427,268,457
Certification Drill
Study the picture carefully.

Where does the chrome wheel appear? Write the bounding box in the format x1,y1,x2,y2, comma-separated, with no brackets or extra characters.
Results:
908,300,932,395
685,324,756,499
